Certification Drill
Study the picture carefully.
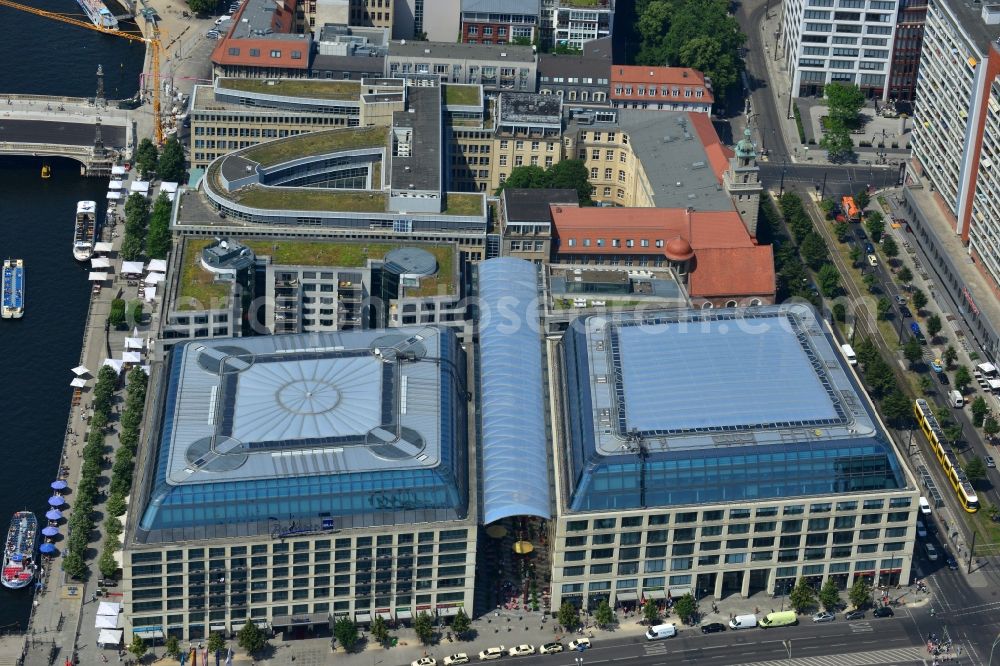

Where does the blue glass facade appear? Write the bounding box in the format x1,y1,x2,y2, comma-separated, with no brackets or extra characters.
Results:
560,324,907,512
137,330,468,543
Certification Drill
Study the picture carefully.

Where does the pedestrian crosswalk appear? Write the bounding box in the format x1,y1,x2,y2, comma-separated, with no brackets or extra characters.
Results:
847,621,874,633
732,646,927,666
644,642,669,655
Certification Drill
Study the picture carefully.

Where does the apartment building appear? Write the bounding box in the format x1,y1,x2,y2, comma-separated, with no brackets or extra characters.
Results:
498,188,578,261
491,93,564,188
537,36,612,104
781,0,899,99
392,0,462,41
386,41,537,94
610,66,714,114
460,0,540,44
888,0,927,101
544,0,615,50
548,304,919,609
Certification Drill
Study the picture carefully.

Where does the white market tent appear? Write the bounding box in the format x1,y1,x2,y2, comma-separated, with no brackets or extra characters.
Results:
989,378,1000,392
129,180,150,195
106,191,122,201
147,259,167,273
122,351,142,364
97,601,121,616
88,272,109,282
111,165,127,176
160,182,179,193
71,365,90,376
120,261,144,275
143,286,157,302
102,358,125,374
94,242,114,254
107,180,124,190
978,362,998,376
124,337,145,350
144,272,165,285
97,629,123,647
90,257,112,269
95,614,123,630
70,378,88,388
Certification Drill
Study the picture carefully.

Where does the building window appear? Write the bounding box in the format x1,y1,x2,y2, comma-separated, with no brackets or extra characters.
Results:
270,50,281,58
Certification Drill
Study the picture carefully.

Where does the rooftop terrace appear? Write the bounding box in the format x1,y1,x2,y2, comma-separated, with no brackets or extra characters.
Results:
443,84,481,107
175,238,232,311
217,77,363,101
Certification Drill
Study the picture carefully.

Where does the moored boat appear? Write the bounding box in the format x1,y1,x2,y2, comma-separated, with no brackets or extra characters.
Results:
74,0,118,29
74,201,98,262
1,259,24,319
41,164,51,179
1,512,37,590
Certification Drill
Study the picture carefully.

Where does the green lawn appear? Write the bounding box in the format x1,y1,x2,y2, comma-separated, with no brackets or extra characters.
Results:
177,238,231,310
559,0,605,6
242,127,388,167
233,187,388,213
442,192,484,217
218,78,362,101
405,245,456,297
443,84,480,107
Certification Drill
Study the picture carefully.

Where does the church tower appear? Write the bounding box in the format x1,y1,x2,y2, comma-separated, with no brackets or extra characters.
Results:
724,126,764,239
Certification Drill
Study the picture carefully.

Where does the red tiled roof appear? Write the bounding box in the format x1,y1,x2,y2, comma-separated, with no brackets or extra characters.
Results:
610,66,714,105
689,112,733,183
211,0,309,70
688,246,775,298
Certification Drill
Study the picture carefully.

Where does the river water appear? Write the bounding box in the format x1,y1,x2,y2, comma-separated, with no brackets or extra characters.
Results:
0,0,143,629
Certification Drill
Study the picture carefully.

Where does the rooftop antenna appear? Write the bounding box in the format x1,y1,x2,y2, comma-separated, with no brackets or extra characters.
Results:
95,64,106,108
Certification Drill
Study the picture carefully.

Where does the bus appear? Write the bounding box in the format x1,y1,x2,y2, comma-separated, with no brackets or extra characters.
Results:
914,399,979,512
841,196,861,222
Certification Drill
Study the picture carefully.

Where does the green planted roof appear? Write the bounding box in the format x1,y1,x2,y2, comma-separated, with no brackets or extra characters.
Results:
218,78,362,101
242,127,388,167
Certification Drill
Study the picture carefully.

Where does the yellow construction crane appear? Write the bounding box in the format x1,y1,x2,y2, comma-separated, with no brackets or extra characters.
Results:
0,0,164,144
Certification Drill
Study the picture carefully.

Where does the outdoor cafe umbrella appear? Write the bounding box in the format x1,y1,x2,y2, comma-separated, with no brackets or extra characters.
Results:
39,543,57,555
41,527,59,537
513,540,534,555
47,496,65,507
71,365,90,376
50,480,68,491
45,509,61,520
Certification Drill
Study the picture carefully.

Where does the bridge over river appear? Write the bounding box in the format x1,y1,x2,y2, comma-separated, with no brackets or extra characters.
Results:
0,94,133,176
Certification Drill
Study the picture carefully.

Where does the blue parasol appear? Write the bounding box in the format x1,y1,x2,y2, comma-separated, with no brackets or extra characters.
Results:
47,496,65,507
50,480,68,491
41,527,59,537
39,543,57,554
45,509,62,521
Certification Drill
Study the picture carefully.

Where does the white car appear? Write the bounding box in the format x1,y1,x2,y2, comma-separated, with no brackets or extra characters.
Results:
812,612,835,623
478,647,505,661
568,638,591,651
508,645,535,657
443,656,470,666
539,643,564,654
412,659,437,666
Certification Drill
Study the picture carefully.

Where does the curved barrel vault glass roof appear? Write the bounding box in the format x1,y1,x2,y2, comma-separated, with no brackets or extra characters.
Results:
558,304,909,512
137,328,468,544
478,258,551,524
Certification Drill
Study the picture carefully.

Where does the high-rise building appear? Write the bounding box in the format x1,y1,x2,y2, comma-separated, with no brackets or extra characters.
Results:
781,0,898,99
887,0,927,102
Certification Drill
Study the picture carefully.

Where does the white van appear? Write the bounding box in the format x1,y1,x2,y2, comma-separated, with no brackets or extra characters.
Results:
919,496,932,515
949,390,965,408
729,614,758,630
645,623,677,640
867,254,879,267
841,343,857,366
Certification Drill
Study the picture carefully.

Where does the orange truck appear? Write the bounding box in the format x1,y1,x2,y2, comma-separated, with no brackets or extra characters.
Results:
841,196,861,222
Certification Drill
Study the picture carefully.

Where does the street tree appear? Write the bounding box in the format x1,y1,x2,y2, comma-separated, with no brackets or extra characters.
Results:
911,289,928,311
955,365,973,393
972,396,989,427
881,235,899,258
99,549,118,579
818,264,841,297
165,636,180,658
641,599,660,626
985,417,1000,441
834,221,851,243
414,611,435,644
903,337,923,368
919,375,935,395
128,635,148,660
876,297,892,321
820,120,855,162
237,620,266,655
882,390,911,428
849,245,862,266
848,578,872,609
451,609,471,637
897,266,913,284
965,456,987,484
863,272,879,294
926,314,942,340
560,601,581,630
146,193,173,259
800,232,829,270
946,423,964,445
370,616,390,645
819,198,835,218
157,136,186,183
187,0,218,14
832,303,846,323
207,632,226,655
865,214,885,243
943,345,958,369
594,599,615,628
789,578,816,613
333,617,358,652
826,83,866,126
673,594,698,625
819,578,840,611
134,138,158,179
855,189,871,210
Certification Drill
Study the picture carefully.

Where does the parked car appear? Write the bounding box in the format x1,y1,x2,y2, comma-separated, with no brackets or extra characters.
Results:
478,648,505,661
701,622,727,634
412,658,437,666
508,646,535,657
937,371,950,385
873,606,894,618
946,555,959,570
865,242,875,255
899,305,913,318
844,609,865,620
925,542,939,561
444,655,470,666
539,644,563,655
568,638,591,651
895,294,907,305
916,519,928,538
812,612,835,623
988,456,996,468
931,358,944,373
